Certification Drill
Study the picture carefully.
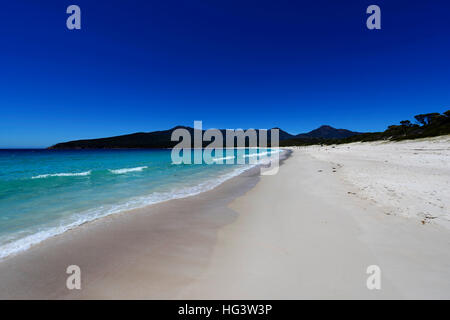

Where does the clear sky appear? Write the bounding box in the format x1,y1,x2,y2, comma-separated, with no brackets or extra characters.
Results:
0,0,449,148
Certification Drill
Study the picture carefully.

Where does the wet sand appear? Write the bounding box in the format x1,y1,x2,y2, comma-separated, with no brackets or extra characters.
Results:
1,146,449,299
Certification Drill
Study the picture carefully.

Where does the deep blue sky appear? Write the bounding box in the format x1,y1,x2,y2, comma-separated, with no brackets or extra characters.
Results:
0,0,449,148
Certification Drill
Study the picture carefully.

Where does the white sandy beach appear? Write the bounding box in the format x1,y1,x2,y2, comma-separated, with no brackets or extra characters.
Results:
0,137,449,299
300,135,450,229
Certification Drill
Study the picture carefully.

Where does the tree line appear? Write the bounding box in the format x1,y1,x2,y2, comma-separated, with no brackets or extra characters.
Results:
280,110,450,146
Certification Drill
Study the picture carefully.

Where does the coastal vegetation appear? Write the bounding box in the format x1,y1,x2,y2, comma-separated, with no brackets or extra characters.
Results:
280,110,450,146
49,111,450,149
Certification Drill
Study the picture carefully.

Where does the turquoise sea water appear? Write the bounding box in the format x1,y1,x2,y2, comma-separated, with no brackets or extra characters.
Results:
0,148,280,259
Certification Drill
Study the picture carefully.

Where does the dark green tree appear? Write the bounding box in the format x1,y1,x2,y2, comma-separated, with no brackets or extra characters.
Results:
400,120,412,127
414,113,441,126
399,120,412,135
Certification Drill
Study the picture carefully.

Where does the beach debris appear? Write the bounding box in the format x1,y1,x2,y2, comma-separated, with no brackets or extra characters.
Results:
420,213,437,225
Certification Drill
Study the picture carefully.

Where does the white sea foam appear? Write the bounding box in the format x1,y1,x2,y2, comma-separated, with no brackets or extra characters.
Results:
212,156,236,162
109,166,148,174
0,150,288,260
31,171,91,179
212,150,281,163
244,149,281,158
0,165,254,260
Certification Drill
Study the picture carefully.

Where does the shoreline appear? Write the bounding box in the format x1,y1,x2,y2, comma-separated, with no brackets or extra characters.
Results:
0,149,290,261
0,151,291,299
0,144,449,299
0,166,261,298
179,146,450,299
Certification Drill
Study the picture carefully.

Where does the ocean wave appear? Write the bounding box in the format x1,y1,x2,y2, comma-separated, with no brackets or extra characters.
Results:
243,150,281,158
31,171,91,179
212,156,236,162
108,166,148,174
212,150,281,162
0,149,288,260
0,164,257,260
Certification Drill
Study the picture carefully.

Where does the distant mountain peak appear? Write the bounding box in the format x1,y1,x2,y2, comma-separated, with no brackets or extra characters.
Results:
169,125,190,131
48,124,360,149
295,125,360,140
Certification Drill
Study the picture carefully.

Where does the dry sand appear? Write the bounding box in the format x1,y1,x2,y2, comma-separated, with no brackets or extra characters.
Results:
0,139,449,299
300,135,450,229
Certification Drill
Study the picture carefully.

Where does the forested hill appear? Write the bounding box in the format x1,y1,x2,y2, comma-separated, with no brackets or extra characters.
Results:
280,110,450,146
48,125,361,149
49,111,450,149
